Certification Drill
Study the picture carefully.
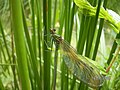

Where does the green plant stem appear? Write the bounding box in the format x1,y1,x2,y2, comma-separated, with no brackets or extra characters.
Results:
31,0,37,57
11,29,19,90
53,44,59,90
53,0,58,28
92,0,108,60
63,0,71,90
85,0,102,57
0,19,11,63
22,7,41,89
69,2,75,43
77,16,89,54
36,0,42,89
58,0,65,35
10,0,31,89
43,0,50,90
0,79,5,90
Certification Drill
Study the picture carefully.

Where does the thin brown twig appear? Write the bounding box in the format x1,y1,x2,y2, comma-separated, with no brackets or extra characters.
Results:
106,47,120,73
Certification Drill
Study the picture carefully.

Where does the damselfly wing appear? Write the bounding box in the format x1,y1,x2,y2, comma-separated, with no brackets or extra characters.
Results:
50,29,105,88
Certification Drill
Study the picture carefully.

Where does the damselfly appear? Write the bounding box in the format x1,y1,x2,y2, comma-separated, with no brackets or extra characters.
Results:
50,29,106,88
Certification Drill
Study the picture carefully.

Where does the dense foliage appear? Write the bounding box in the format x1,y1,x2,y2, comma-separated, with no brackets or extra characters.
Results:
0,0,120,90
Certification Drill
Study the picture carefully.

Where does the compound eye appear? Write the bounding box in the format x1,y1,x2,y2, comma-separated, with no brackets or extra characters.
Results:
50,28,56,34
53,28,56,32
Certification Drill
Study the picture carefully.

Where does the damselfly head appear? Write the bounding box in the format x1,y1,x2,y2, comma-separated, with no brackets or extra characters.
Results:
50,29,62,44
50,28,56,34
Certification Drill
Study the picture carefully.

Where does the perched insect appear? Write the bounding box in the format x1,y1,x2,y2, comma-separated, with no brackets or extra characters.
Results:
50,29,106,88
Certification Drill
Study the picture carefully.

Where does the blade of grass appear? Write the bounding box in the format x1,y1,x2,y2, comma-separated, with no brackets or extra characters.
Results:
69,2,76,43
0,79,5,90
59,0,68,90
69,2,76,90
22,6,41,89
10,0,31,89
0,18,11,64
92,0,108,60
36,0,42,89
43,0,51,90
29,4,39,88
85,0,102,57
11,28,19,90
63,0,71,90
58,1,65,90
47,0,52,89
31,0,37,57
48,0,52,29
52,43,59,90
53,0,58,28
58,0,65,35
0,16,17,89
77,16,90,54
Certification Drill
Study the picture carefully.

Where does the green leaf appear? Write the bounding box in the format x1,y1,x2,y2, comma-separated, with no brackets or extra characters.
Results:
74,0,120,33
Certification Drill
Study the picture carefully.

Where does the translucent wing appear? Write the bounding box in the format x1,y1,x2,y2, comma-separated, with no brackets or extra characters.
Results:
61,40,105,88
50,29,105,88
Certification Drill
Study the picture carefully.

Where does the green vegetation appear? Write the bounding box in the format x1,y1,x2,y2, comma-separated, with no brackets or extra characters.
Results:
0,0,120,90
